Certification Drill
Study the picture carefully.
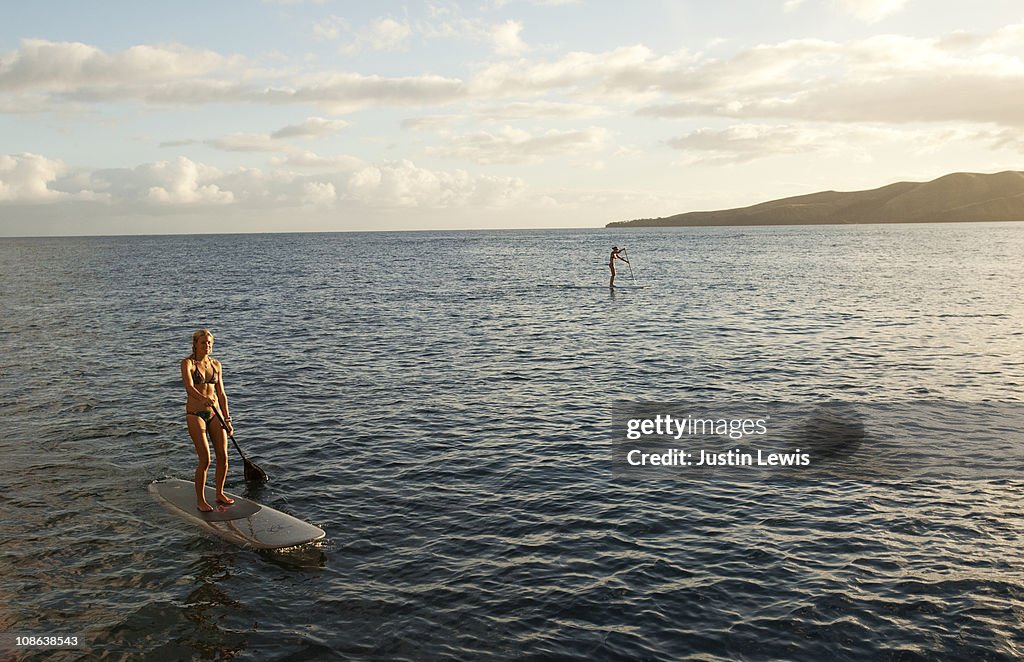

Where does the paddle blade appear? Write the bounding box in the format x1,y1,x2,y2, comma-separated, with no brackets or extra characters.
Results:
244,458,269,482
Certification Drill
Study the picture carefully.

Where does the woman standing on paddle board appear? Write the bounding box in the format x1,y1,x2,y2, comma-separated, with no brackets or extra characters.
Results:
609,246,629,288
181,329,235,512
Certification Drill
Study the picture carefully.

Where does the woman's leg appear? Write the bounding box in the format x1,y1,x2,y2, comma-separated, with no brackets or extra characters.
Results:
187,415,214,511
209,419,235,504
609,264,615,288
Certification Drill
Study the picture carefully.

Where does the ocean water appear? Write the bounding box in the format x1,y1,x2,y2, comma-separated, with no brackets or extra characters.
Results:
1,223,1023,660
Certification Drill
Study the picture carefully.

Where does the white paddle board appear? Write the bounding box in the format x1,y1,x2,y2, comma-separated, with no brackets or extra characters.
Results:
149,478,325,550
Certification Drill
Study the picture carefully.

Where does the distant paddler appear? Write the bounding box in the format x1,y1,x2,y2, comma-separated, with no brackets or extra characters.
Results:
609,246,630,288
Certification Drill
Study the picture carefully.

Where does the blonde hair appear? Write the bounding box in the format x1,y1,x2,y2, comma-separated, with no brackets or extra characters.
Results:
190,329,214,360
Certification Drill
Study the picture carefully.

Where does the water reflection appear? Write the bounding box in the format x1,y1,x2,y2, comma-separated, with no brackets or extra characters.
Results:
182,552,250,659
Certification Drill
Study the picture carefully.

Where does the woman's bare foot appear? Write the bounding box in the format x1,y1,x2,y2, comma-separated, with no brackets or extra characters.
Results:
197,501,215,512
215,494,235,505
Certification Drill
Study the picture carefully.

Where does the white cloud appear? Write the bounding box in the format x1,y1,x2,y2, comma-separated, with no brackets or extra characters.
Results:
0,153,101,202
271,71,465,112
667,124,819,164
314,14,412,53
839,0,911,23
665,123,1000,165
301,181,337,206
0,39,231,92
313,16,347,41
1,153,523,212
269,151,366,171
346,159,525,207
633,27,1024,128
270,116,349,139
141,157,234,205
430,126,608,164
782,0,911,22
469,45,695,99
400,114,464,131
340,17,413,54
400,102,607,132
6,21,1022,127
492,21,528,56
419,11,531,56
0,39,463,113
492,0,581,7
165,118,350,155
664,124,885,165
460,22,1024,131
0,153,65,201
474,101,609,121
205,133,282,152
5,21,1024,167
66,157,234,207
158,139,199,148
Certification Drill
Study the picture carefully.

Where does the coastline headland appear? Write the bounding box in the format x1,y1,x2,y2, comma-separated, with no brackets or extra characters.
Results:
607,171,1024,228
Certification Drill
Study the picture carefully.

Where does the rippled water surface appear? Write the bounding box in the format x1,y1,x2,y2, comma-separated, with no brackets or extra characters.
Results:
2,224,1024,660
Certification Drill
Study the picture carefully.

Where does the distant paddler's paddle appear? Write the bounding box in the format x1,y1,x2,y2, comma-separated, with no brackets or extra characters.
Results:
623,248,636,283
212,406,269,482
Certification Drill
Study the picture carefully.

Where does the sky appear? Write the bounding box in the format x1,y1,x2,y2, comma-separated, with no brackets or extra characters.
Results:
1,0,1023,235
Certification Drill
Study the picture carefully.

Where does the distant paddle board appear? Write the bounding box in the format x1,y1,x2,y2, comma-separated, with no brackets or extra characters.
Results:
149,478,325,550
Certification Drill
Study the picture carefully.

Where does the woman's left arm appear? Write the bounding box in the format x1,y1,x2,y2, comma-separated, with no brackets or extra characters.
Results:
215,360,233,434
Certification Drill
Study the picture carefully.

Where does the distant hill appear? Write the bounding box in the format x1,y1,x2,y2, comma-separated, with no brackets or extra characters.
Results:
606,171,1024,228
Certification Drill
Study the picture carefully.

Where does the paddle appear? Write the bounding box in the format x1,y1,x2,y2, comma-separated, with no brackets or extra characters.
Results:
211,406,269,482
623,248,636,283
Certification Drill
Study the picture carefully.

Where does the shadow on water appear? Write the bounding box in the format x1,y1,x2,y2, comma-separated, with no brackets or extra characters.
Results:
181,552,249,659
800,401,866,461
786,401,902,481
261,543,328,570
98,548,253,660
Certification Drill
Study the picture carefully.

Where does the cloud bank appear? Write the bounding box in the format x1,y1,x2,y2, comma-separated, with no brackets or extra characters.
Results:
4,24,1022,131
0,152,525,213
